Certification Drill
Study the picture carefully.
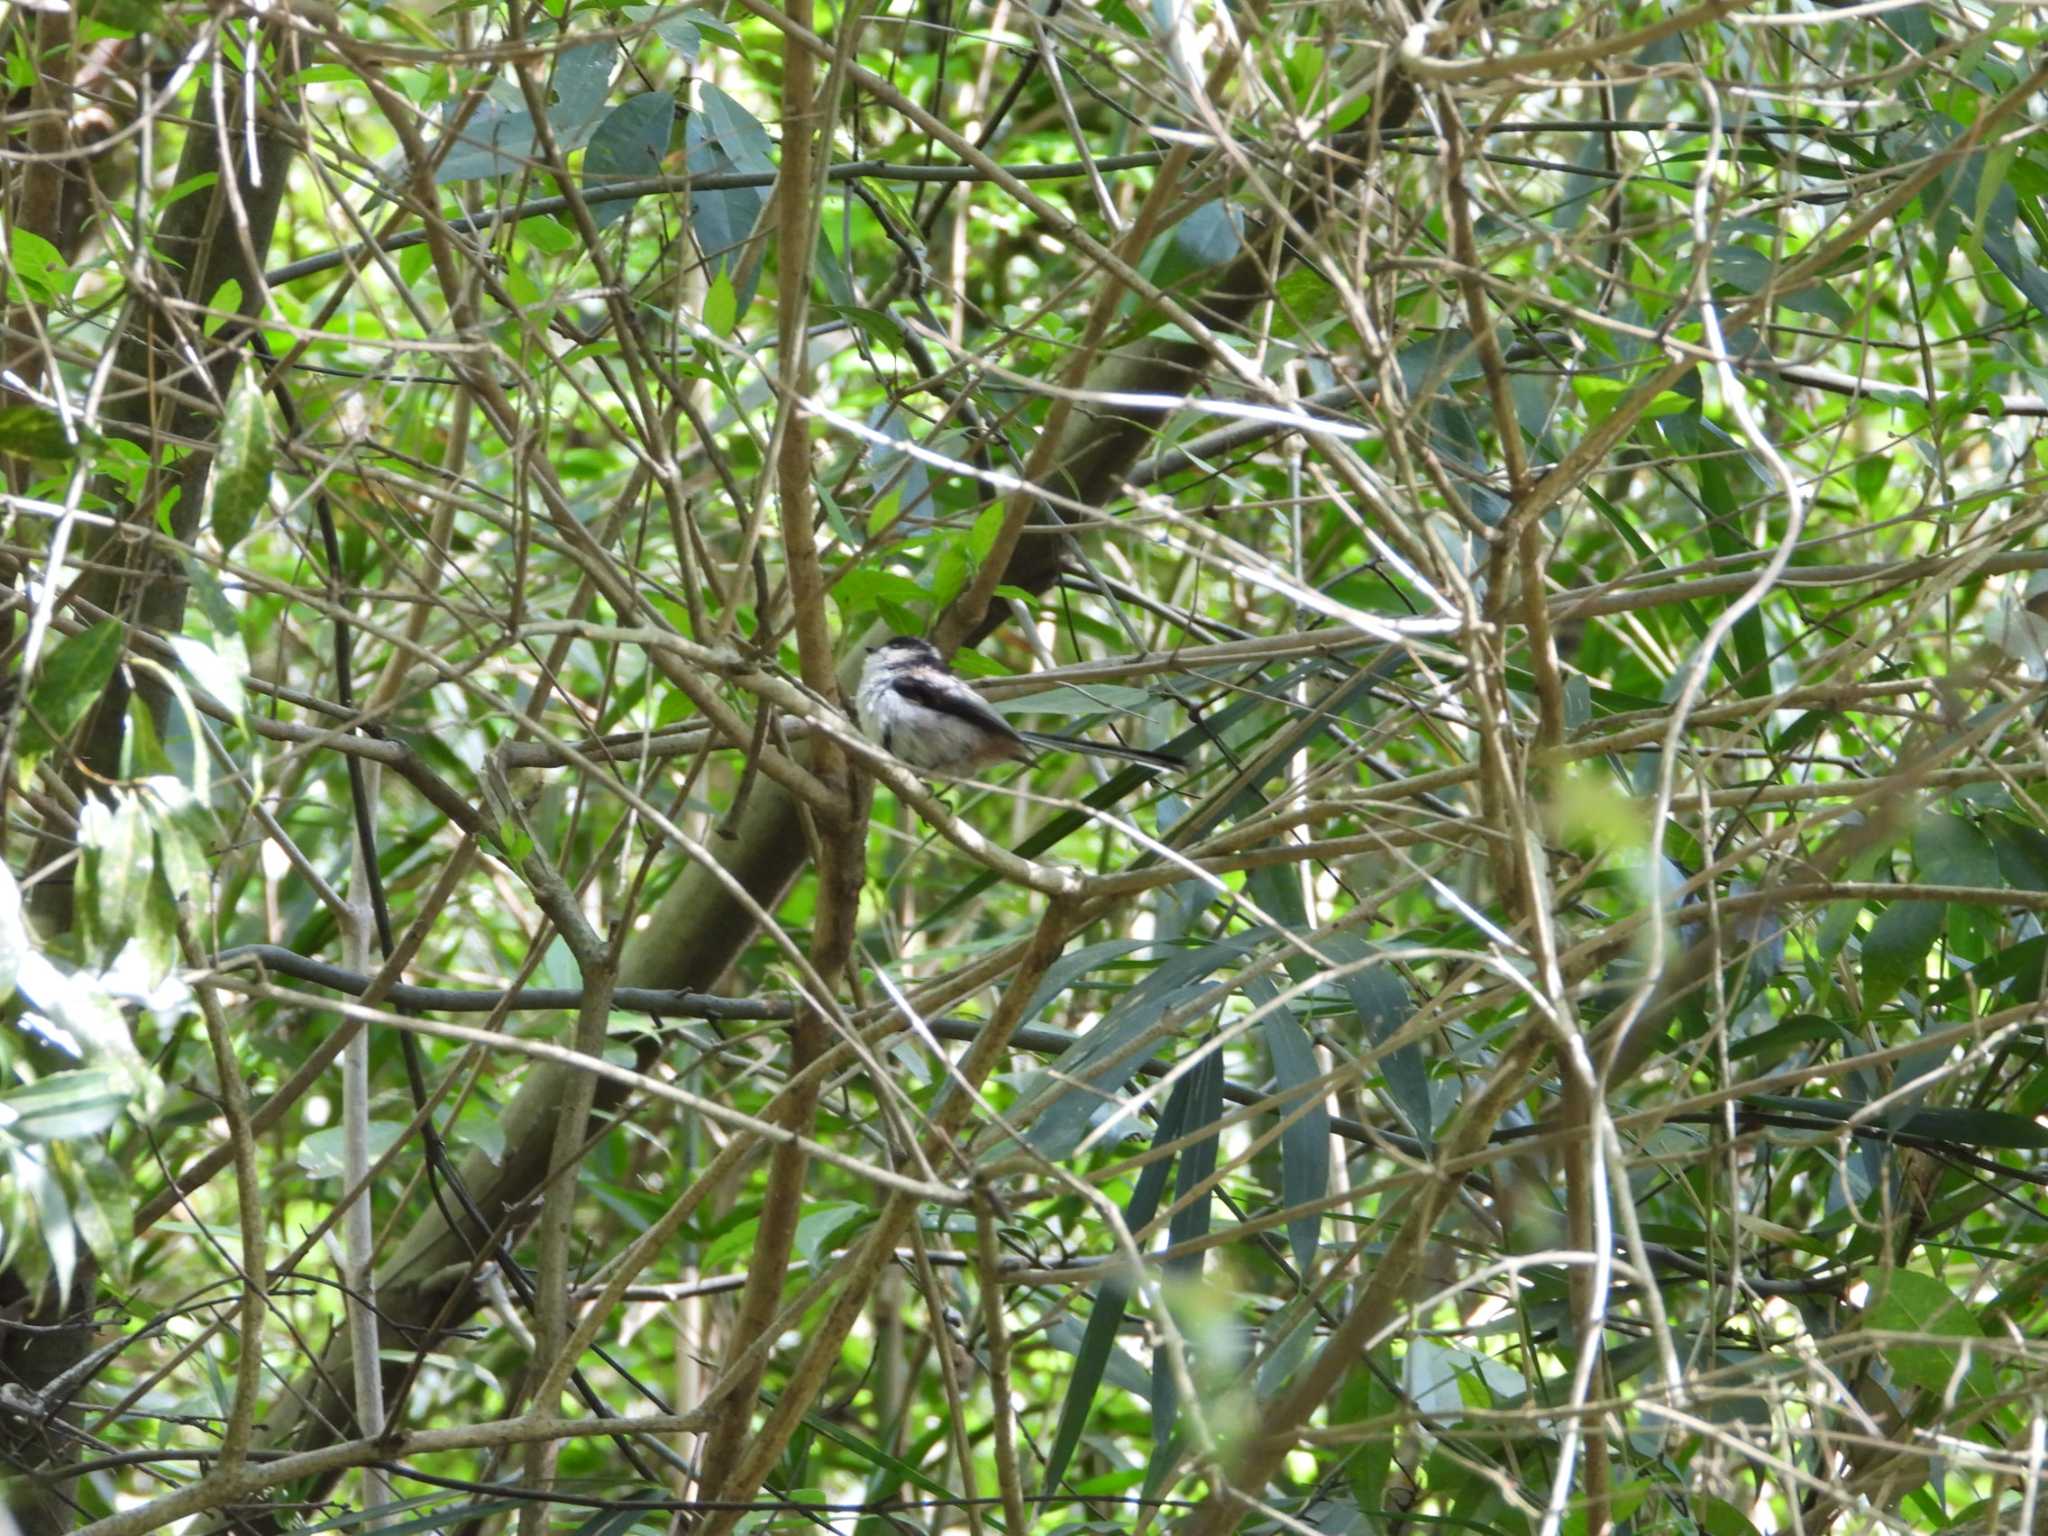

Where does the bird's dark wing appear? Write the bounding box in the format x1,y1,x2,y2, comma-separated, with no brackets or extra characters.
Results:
887,673,1032,745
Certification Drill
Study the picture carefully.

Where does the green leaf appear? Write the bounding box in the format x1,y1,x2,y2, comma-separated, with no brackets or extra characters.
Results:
503,262,544,312
167,633,248,720
1779,280,1853,323
203,278,242,335
146,779,214,914
1914,811,2001,891
814,231,856,307
994,683,1156,720
685,83,774,303
797,1416,958,1507
545,39,618,142
1860,899,1942,1013
20,1149,78,1302
1246,975,1328,1272
793,1200,872,1265
1990,816,2048,891
68,1143,135,1290
965,501,1005,565
428,41,617,184
8,226,66,302
1931,933,2048,1006
1340,1361,1400,1517
1041,1068,1195,1500
704,267,737,338
1583,484,1711,646
14,955,159,1106
0,864,23,1007
1319,933,1430,1141
648,8,704,58
1016,935,1264,1162
157,170,219,211
1969,144,2016,271
520,215,576,255
928,542,970,609
298,1122,408,1179
208,362,273,556
1747,1094,2048,1150
1561,1482,1654,1536
78,796,155,971
584,92,675,229
1691,428,1771,698
1863,1269,1989,1396
1696,1496,1764,1536
295,1496,526,1536
0,403,88,460
1572,375,1694,423
0,1070,129,1144
431,102,538,186
15,620,124,781
1040,1316,1151,1395
832,566,926,611
1149,1076,1227,1496
1726,1013,1852,1064
81,0,162,34
1168,199,1241,269
813,302,903,350
569,1504,668,1536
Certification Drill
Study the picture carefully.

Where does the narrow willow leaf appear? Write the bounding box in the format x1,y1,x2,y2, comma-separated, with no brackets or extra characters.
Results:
1020,934,1262,1161
1246,974,1329,1273
1746,1093,2048,1150
1148,1046,1225,1492
1040,1072,1192,1501
1690,423,1772,699
1320,933,1431,1142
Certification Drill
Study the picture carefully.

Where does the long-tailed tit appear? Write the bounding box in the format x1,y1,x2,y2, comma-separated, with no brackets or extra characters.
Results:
856,636,1182,775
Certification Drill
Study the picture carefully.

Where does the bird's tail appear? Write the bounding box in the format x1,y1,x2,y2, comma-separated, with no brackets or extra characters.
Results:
1020,730,1183,771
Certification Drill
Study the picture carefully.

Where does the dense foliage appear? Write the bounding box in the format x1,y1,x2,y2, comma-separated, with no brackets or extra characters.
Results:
2,0,2048,1533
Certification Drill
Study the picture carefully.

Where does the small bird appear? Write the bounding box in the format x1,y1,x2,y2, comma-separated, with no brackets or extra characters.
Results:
855,636,1182,775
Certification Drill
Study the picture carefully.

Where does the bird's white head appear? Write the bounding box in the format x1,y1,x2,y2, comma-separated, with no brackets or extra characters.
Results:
859,635,939,698
866,635,939,667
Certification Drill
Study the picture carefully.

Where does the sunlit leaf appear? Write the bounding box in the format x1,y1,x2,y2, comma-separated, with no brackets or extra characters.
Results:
297,1123,409,1179
0,1070,128,1144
